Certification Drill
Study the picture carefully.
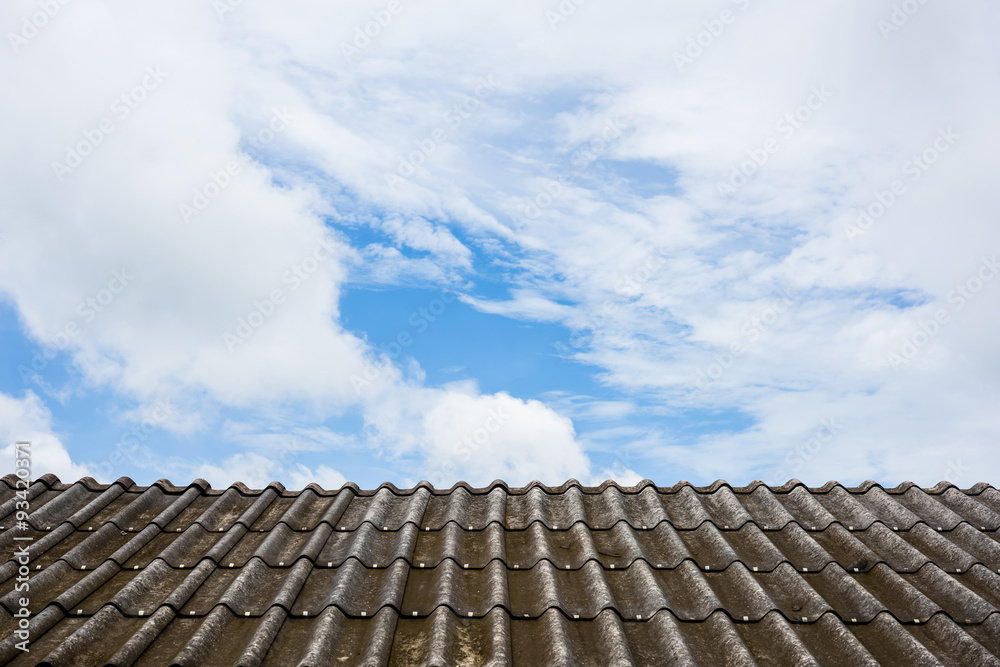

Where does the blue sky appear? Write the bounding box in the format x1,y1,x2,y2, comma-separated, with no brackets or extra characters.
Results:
1,0,998,490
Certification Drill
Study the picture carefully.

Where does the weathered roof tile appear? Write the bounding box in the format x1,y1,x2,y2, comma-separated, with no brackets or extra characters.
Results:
1,475,998,665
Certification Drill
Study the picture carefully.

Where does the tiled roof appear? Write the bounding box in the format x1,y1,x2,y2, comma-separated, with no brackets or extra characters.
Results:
1,475,1000,666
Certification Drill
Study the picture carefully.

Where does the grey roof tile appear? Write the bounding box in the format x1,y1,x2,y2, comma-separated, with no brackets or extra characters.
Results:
1,475,999,665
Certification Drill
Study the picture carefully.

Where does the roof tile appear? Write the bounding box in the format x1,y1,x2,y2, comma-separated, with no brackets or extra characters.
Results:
1,476,999,665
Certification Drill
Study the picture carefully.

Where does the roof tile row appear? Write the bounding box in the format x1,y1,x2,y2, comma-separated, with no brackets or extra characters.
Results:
7,477,1000,533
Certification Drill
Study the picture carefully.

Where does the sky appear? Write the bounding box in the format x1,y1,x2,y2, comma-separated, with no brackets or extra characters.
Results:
1,0,998,491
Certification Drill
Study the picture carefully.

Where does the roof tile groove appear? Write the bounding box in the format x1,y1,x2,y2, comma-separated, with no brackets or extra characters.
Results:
1,477,999,665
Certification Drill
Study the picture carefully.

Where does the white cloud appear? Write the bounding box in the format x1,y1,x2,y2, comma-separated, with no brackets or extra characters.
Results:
377,216,472,268
459,290,576,324
287,464,347,491
587,467,645,488
190,453,348,491
0,391,93,481
419,389,591,486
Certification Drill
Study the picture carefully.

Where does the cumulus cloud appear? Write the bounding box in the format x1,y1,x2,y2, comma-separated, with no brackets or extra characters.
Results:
418,388,591,486
190,453,348,491
0,391,93,481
